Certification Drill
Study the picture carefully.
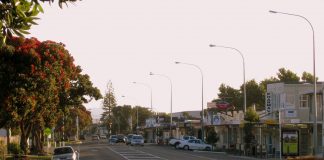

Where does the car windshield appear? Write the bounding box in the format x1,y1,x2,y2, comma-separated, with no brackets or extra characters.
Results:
54,147,73,155
111,135,117,138
127,135,134,138
132,136,143,140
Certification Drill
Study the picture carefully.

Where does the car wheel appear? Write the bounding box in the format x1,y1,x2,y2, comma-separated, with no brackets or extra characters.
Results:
174,143,179,149
205,147,211,151
184,145,189,150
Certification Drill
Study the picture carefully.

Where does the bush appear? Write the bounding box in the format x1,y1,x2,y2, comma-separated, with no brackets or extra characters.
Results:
0,140,6,158
8,143,23,155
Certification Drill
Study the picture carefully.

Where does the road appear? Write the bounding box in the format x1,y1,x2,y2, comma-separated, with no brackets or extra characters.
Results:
73,141,257,160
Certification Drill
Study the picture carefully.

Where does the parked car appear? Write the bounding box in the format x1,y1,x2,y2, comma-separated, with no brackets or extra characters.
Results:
125,134,135,145
52,146,79,160
131,135,144,146
116,134,126,143
169,135,196,149
178,139,212,151
109,135,118,143
100,134,107,139
92,135,99,141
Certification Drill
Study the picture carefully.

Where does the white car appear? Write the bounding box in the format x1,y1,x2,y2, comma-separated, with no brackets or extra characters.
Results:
131,135,144,146
52,146,79,160
178,139,212,151
169,136,196,148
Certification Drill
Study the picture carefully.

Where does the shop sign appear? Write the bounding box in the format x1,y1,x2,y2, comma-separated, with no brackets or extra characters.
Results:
265,119,277,125
212,114,221,125
290,119,300,124
285,110,297,118
266,92,272,114
282,130,299,156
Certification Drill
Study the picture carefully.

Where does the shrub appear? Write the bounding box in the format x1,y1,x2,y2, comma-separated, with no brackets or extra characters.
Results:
7,143,23,155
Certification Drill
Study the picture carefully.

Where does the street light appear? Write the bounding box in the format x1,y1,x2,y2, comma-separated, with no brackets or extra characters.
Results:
175,61,205,141
209,44,247,113
149,72,173,138
132,82,153,111
269,10,318,156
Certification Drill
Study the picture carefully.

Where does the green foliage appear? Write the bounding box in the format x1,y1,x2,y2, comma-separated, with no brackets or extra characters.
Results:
243,107,259,146
101,81,117,134
0,37,100,154
0,0,80,47
217,83,242,110
259,76,279,93
244,107,259,122
7,143,23,155
111,105,132,134
301,71,317,83
243,79,264,111
0,140,6,157
206,127,219,145
277,68,300,83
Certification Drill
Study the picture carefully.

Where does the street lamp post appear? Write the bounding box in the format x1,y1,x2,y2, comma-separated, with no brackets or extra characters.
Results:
175,61,205,141
269,10,318,155
149,72,173,138
209,44,247,113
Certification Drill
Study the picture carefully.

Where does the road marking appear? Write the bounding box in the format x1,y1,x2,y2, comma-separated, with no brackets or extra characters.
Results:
179,151,216,160
106,146,166,160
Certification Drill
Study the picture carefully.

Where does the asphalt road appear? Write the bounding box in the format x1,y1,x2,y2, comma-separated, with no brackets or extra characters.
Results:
74,141,257,160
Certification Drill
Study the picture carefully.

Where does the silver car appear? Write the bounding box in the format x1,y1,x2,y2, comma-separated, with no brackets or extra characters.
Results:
131,135,144,146
52,146,79,160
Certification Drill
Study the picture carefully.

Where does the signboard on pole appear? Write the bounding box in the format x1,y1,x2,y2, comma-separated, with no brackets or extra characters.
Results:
265,92,272,115
282,130,299,156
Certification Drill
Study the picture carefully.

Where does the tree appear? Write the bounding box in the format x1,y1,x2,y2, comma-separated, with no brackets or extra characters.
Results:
243,80,264,111
217,83,242,110
243,107,260,153
0,0,79,47
111,105,132,134
101,81,117,136
301,71,318,83
259,76,279,93
0,37,101,154
0,37,78,154
62,106,92,140
277,68,300,83
205,126,219,150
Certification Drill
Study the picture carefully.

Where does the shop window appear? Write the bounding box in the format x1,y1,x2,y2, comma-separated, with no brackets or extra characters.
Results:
300,95,309,108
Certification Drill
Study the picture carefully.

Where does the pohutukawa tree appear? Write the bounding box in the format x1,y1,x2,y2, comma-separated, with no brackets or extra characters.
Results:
0,37,101,154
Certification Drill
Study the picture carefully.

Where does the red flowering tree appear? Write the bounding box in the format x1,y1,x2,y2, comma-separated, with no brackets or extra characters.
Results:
0,37,101,154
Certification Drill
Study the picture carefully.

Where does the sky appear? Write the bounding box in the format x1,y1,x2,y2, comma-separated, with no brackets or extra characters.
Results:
29,0,324,119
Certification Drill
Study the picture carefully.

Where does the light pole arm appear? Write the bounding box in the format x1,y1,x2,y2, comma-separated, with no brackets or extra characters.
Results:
269,10,317,156
149,72,173,137
175,61,205,141
209,44,247,113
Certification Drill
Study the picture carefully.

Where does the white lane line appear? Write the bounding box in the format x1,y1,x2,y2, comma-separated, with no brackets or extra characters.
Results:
180,151,216,160
106,146,129,160
107,146,166,160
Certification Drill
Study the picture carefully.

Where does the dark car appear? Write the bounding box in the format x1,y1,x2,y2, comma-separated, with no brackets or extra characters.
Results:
126,134,135,145
109,135,118,144
116,134,126,143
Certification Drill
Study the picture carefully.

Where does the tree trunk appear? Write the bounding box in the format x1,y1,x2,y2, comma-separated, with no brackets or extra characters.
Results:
20,123,28,155
19,121,32,155
31,124,44,154
6,127,10,152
